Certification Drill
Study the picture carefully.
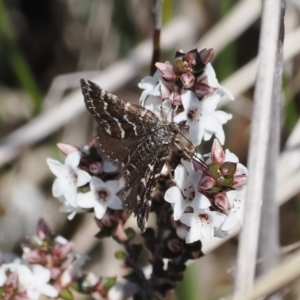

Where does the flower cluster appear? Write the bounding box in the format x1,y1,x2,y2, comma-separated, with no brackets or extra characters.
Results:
139,48,234,145
138,48,247,243
43,47,248,299
47,143,124,226
0,219,115,300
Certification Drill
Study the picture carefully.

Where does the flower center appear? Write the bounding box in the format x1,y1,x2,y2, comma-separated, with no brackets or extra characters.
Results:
97,189,108,201
183,185,195,202
198,213,209,225
67,170,78,184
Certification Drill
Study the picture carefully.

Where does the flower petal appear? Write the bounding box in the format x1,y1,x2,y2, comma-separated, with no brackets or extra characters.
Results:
106,180,120,192
63,183,78,207
164,186,183,204
191,192,211,209
108,195,123,210
76,170,92,187
77,191,96,208
94,202,108,219
180,213,194,227
65,151,81,169
52,178,65,198
47,158,68,177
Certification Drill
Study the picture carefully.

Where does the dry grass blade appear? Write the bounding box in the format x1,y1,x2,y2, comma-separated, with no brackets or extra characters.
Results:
227,248,300,300
234,0,281,293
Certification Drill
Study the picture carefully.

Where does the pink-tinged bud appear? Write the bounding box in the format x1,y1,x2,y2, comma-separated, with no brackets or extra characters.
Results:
58,266,73,288
37,218,52,239
193,160,207,173
193,82,215,98
185,48,200,67
89,162,103,175
155,62,175,81
211,139,225,164
53,242,73,260
23,249,43,264
180,72,195,88
160,82,172,100
5,271,19,289
57,143,78,156
199,48,215,64
169,91,182,106
198,175,216,190
167,238,183,253
231,174,247,189
214,193,230,211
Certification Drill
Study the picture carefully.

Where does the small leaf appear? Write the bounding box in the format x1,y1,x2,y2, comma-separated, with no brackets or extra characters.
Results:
115,250,127,260
59,289,74,300
208,162,221,178
125,227,136,241
218,176,233,186
102,277,117,291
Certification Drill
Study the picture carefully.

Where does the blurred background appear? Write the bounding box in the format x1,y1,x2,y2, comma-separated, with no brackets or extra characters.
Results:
0,0,300,299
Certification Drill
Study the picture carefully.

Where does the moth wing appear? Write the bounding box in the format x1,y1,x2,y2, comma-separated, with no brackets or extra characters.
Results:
95,125,146,168
122,151,167,232
81,79,160,139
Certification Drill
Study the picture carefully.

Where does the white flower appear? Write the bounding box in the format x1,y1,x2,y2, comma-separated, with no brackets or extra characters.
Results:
138,71,162,106
47,151,91,207
198,63,234,100
0,263,58,299
180,209,226,243
222,187,247,231
103,160,118,173
144,97,173,121
77,177,123,219
174,90,232,145
57,196,86,220
164,164,210,220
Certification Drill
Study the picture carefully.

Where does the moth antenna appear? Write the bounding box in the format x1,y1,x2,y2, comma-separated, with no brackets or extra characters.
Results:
176,132,208,169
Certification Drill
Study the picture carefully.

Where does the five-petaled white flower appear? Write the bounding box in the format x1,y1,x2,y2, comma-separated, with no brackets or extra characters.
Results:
47,151,91,207
138,71,163,106
57,196,86,220
0,263,58,299
222,187,247,231
174,90,232,145
197,63,235,100
180,209,226,243
164,163,210,220
77,176,123,219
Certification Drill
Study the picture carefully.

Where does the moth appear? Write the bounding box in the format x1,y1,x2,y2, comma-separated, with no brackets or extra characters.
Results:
81,79,186,232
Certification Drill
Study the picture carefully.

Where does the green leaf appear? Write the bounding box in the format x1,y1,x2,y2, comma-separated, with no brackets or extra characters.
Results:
59,289,74,300
115,250,127,260
218,176,233,186
102,277,117,291
125,227,136,240
208,162,221,178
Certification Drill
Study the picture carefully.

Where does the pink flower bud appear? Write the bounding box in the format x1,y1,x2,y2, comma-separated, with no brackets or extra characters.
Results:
180,72,195,88
5,271,19,289
155,62,175,81
231,174,247,189
169,90,182,106
199,48,215,64
211,139,225,164
36,218,52,239
198,175,216,190
214,193,230,211
167,238,183,253
53,242,73,260
57,143,78,156
89,162,103,175
193,82,215,98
